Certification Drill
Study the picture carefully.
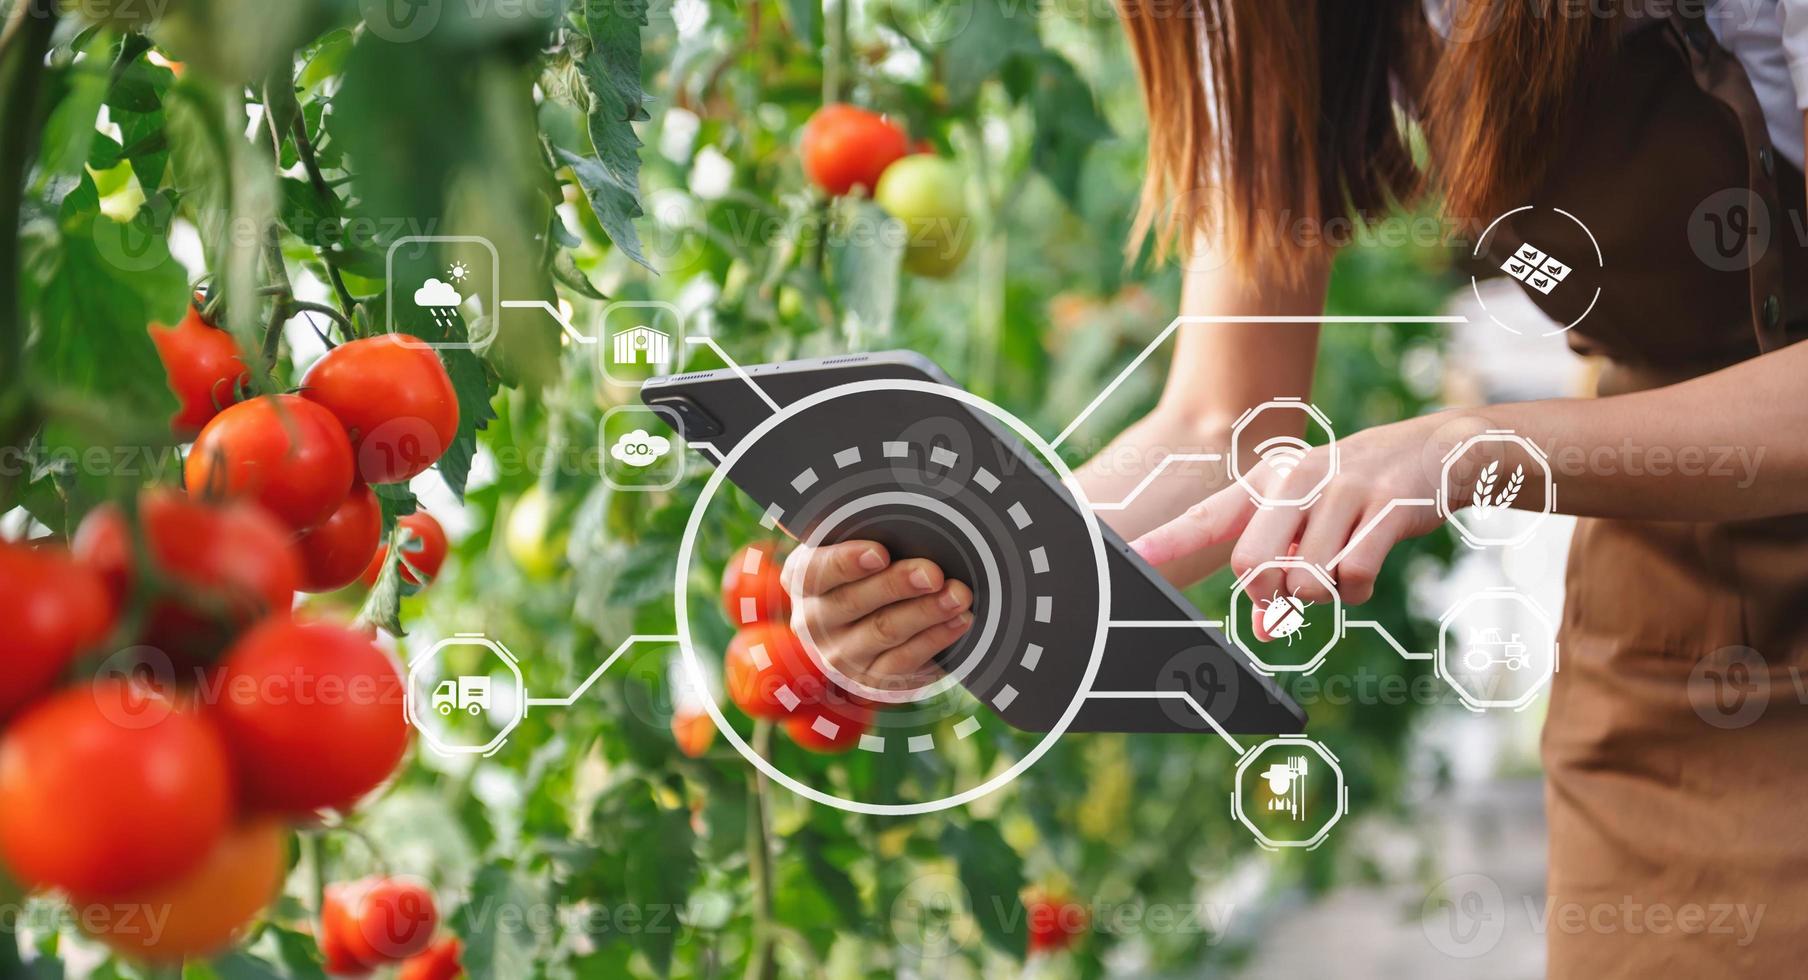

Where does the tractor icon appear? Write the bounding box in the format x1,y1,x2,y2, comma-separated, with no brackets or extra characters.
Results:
1463,628,1529,672
433,676,492,716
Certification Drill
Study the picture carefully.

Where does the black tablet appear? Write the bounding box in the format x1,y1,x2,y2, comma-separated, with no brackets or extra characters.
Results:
643,351,1306,736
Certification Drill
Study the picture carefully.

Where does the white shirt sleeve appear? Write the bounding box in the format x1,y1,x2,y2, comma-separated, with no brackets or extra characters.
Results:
1779,0,1808,108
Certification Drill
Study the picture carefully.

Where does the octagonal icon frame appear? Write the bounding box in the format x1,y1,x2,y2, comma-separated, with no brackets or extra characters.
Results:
1227,558,1343,674
406,632,526,757
1438,430,1555,549
1228,399,1338,509
1436,587,1558,712
1231,736,1349,850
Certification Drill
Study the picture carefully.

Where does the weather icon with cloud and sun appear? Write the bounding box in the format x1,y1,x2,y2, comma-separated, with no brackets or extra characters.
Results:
413,271,465,333
610,429,672,468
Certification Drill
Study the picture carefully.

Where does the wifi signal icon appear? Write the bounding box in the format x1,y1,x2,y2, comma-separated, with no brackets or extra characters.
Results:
1253,435,1312,477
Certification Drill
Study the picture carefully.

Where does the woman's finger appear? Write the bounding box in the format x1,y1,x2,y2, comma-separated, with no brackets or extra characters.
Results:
1132,483,1258,567
844,580,971,653
868,611,974,686
1291,494,1362,603
814,557,946,628
784,540,890,597
1323,509,1407,605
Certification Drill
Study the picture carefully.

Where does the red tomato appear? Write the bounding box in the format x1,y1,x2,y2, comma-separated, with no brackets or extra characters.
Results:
0,540,114,720
321,885,369,975
335,876,439,965
210,619,409,815
185,393,354,531
399,936,464,980
723,622,829,720
359,511,448,588
800,104,910,196
302,336,459,485
783,699,872,754
721,541,790,626
83,820,285,963
149,301,248,436
296,484,383,592
671,707,716,758
74,490,300,664
0,681,233,899
1025,891,1089,954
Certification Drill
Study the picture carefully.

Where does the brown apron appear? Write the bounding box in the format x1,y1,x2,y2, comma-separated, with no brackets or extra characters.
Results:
1475,8,1808,975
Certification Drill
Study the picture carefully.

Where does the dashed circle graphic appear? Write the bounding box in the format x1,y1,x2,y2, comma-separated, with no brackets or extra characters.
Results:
675,379,1112,815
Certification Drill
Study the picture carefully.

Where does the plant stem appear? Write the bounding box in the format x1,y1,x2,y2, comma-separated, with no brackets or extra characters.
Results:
821,0,848,104
261,228,291,364
742,721,777,980
960,118,1006,398
0,0,57,509
289,115,359,315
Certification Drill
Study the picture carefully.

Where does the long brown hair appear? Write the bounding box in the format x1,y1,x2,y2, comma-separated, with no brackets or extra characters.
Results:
1119,0,1609,281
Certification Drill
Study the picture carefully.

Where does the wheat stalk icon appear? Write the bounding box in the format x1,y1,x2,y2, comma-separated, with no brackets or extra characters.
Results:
1471,461,1525,516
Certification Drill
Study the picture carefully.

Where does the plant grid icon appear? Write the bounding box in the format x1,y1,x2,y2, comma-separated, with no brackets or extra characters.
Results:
1500,242,1571,295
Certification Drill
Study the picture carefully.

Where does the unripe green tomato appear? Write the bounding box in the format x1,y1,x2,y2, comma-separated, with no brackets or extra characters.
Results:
874,156,974,278
505,485,565,578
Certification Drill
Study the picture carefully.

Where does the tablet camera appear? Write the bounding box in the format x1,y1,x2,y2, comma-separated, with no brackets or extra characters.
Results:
674,379,1112,814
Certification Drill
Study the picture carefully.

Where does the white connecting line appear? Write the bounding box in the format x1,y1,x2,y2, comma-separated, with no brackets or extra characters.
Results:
1090,453,1224,511
499,299,594,345
1108,619,1225,629
525,634,679,707
1342,620,1433,661
1325,497,1436,570
1050,315,1468,450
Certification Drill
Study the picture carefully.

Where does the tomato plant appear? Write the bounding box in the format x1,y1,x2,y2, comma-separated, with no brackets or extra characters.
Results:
0,541,113,719
75,489,301,662
81,820,286,963
185,393,355,531
876,155,976,277
210,619,409,815
296,482,383,592
147,300,248,436
800,103,911,197
301,335,460,485
362,510,448,588
0,682,232,899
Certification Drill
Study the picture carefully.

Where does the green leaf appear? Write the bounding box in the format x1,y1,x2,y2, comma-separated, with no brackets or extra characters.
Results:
355,524,408,635
22,174,185,418
1028,54,1111,206
552,247,606,299
556,146,647,272
456,864,546,980
571,0,651,268
265,925,329,979
941,821,1027,954
939,0,1043,106
780,0,819,47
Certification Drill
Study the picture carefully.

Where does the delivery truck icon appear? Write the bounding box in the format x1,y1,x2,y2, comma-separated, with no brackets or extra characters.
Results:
432,676,492,715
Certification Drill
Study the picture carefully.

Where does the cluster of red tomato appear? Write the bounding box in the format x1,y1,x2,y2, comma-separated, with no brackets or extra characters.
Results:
799,104,973,278
717,541,881,753
0,303,458,966
321,876,461,979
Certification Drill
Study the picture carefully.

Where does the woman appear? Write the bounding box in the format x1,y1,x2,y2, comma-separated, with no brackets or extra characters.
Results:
788,1,1808,973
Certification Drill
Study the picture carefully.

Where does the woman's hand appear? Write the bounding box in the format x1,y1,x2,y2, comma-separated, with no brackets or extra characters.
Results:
782,541,975,694
1132,413,1484,633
